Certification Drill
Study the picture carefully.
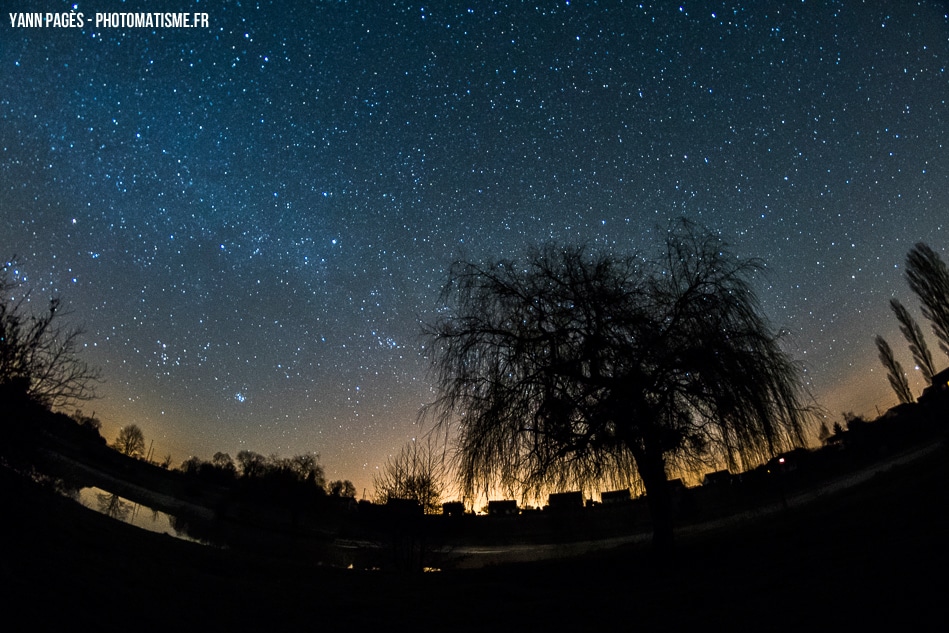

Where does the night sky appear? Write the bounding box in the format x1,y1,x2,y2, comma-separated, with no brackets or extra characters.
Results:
2,1,947,497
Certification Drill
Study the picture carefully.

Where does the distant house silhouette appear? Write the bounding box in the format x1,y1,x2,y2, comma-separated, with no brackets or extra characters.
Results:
487,500,518,516
667,478,687,494
385,498,423,515
547,491,583,512
702,470,733,487
599,489,631,505
920,367,949,403
442,501,464,516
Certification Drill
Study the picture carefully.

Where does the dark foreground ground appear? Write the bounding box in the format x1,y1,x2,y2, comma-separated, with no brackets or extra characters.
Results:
3,442,948,632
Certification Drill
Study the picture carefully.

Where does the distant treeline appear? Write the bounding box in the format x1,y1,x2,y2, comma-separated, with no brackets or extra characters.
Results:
177,450,356,503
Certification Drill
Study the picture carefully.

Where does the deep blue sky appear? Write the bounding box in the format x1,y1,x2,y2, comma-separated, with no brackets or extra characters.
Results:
2,1,947,496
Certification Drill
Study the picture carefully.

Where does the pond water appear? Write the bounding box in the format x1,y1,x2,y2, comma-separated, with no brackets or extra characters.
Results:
76,487,204,544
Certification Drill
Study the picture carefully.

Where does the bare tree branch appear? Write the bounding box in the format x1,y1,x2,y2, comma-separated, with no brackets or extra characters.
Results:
373,437,445,514
1,260,101,409
112,424,146,458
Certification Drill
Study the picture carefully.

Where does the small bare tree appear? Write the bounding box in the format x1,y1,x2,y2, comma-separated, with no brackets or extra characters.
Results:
112,424,146,458
0,260,100,409
373,437,445,514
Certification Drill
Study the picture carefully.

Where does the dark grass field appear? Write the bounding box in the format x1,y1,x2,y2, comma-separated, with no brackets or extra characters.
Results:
3,441,947,632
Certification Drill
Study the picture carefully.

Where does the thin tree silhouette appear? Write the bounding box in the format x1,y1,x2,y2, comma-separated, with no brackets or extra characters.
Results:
890,298,936,382
905,243,949,359
875,335,914,404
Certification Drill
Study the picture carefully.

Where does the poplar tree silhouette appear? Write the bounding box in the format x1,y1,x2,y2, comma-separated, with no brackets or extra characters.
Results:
890,298,936,382
875,335,914,404
905,243,949,359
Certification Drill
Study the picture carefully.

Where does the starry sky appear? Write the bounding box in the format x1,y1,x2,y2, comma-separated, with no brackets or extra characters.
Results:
2,1,948,497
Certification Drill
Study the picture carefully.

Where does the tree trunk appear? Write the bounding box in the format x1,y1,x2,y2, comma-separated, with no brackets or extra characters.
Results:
635,446,675,551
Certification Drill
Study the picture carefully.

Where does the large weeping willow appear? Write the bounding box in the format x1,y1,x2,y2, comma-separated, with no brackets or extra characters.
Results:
423,220,813,546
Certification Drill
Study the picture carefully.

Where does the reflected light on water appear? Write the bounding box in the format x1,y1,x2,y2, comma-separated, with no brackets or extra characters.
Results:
76,487,201,543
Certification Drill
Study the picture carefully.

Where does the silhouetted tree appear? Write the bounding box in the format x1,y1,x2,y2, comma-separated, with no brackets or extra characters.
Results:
905,243,949,359
818,421,831,444
373,437,445,514
71,409,101,432
68,409,104,444
230,450,326,504
112,424,146,458
211,452,237,477
286,453,325,488
843,411,868,430
236,450,267,479
890,299,937,381
179,455,205,475
178,454,235,484
0,260,100,410
875,335,914,404
424,220,811,548
329,479,357,498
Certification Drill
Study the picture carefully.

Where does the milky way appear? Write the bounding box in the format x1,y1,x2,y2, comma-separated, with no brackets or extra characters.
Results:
2,1,947,495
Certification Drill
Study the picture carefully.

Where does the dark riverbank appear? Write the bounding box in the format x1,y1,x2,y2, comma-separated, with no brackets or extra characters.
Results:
3,437,946,632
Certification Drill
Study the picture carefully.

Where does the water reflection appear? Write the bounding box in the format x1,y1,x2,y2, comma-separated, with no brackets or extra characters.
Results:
78,487,202,543
96,491,133,521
